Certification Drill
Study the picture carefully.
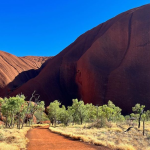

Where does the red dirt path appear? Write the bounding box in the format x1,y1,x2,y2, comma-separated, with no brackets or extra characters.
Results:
26,125,110,150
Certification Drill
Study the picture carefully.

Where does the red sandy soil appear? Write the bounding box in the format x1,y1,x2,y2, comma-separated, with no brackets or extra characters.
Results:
26,126,110,150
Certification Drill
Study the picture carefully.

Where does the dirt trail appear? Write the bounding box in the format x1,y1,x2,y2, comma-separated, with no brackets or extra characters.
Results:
26,125,110,150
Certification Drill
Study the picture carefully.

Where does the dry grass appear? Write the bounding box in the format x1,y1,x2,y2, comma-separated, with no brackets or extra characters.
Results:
0,125,31,150
49,121,150,150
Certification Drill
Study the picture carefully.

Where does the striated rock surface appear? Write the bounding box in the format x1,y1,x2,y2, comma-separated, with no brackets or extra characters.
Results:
21,56,50,68
0,51,49,97
8,4,150,113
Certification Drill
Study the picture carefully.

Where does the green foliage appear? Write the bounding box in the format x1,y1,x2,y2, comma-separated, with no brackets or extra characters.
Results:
132,103,145,128
59,105,72,126
117,115,125,122
125,115,130,120
97,100,123,122
47,100,61,126
0,92,45,129
145,110,150,121
2,93,148,130
34,111,49,122
70,99,80,124
1,95,27,128
86,103,97,121
46,99,125,127
76,100,88,124
130,113,139,119
31,101,45,123
132,103,145,114
88,118,112,128
69,99,89,125
141,113,146,121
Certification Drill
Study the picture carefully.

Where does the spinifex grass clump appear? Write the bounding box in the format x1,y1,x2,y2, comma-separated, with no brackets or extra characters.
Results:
88,118,112,129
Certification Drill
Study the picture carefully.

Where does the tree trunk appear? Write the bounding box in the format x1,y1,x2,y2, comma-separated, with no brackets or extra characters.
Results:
18,114,21,129
40,111,42,122
72,119,74,125
138,114,141,128
143,120,145,136
54,119,56,127
5,116,8,128
81,118,83,125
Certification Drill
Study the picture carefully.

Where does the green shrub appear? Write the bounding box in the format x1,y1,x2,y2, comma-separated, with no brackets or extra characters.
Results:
34,111,49,122
88,118,112,128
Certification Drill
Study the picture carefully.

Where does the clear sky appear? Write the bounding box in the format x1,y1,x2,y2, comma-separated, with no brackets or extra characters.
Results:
0,0,149,57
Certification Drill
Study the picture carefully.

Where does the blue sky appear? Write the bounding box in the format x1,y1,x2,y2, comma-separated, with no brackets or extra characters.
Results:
0,0,149,57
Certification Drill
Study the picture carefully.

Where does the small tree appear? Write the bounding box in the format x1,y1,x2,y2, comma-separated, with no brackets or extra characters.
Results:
47,100,61,127
132,103,145,128
59,105,72,126
86,103,96,122
145,110,150,121
70,99,80,125
1,95,26,129
34,101,45,123
141,112,146,136
22,92,44,127
77,101,88,125
102,104,113,122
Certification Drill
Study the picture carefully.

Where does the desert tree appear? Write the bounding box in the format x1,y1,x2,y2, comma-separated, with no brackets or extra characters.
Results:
47,100,61,127
86,103,97,122
77,100,88,125
141,112,146,136
21,91,44,127
69,99,80,125
132,103,145,128
34,101,45,123
59,105,72,126
1,95,26,129
107,100,122,122
145,110,150,121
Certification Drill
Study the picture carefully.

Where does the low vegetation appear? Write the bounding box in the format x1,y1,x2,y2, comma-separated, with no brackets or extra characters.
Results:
0,91,45,129
1,92,150,150
0,125,30,150
48,99,150,150
0,91,46,150
50,122,150,150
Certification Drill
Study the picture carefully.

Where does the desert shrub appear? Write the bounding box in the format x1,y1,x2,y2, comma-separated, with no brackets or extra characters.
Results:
34,111,49,123
88,118,112,128
5,136,16,143
0,132,4,141
0,91,46,129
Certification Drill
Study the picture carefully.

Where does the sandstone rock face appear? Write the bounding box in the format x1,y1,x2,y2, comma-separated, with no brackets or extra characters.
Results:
8,4,150,113
0,51,49,97
25,114,37,124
